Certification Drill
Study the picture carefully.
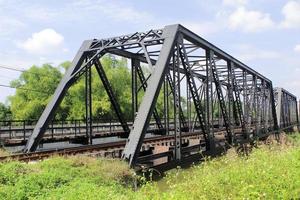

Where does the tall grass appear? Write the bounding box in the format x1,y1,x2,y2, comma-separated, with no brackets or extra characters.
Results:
0,156,136,199
0,133,300,199
138,133,300,199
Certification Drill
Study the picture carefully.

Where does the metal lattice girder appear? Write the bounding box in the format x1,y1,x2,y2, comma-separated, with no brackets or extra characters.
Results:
177,35,208,144
173,43,182,160
274,87,298,129
24,24,283,168
231,63,248,138
178,25,278,142
208,51,232,144
24,26,169,152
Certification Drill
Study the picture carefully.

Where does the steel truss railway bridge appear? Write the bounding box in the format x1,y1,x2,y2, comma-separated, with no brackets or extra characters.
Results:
0,24,299,169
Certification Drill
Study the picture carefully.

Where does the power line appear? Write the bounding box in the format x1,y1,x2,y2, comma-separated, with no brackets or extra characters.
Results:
0,84,51,94
0,64,50,78
0,65,26,73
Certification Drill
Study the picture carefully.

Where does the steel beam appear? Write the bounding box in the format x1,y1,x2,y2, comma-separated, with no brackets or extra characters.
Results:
122,24,179,166
85,65,93,144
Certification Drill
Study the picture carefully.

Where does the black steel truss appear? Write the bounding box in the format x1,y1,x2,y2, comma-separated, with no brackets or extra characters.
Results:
24,24,292,168
274,88,299,129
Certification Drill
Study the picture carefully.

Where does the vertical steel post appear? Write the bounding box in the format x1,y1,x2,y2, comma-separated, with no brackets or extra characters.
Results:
187,76,191,131
205,49,214,151
164,78,170,135
296,100,299,130
173,44,182,160
23,121,26,141
275,88,282,129
261,81,266,133
85,66,93,144
270,84,279,132
131,59,138,121
227,61,234,140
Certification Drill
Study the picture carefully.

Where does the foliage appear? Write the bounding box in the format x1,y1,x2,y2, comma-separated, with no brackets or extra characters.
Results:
139,133,300,199
6,56,137,121
1,134,300,199
0,103,11,120
8,64,63,120
0,156,136,200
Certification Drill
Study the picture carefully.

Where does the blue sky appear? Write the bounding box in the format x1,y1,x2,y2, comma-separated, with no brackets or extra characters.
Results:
0,0,300,103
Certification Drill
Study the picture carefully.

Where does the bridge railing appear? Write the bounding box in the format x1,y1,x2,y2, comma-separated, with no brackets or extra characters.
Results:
0,116,279,142
0,118,178,142
0,118,128,141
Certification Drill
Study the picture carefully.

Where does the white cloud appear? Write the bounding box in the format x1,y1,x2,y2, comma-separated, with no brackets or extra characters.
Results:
228,7,274,32
294,44,300,52
280,1,300,28
223,0,247,7
17,29,65,55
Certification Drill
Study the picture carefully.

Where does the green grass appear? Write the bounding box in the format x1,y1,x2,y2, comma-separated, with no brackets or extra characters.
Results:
1,133,300,199
151,139,300,199
0,156,137,200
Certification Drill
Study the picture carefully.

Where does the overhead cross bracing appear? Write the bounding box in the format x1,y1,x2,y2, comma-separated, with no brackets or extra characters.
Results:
22,24,297,168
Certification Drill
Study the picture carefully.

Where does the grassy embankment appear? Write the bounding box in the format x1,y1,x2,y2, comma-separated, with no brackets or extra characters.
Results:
0,133,300,199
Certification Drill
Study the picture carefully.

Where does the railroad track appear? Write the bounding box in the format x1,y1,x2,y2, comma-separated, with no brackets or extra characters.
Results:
0,131,208,162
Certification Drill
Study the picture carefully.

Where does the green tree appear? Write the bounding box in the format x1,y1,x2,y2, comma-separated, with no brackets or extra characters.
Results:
8,56,134,121
0,103,11,120
8,64,64,120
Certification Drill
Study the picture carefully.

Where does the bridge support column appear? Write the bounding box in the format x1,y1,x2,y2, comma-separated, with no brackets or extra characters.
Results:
205,50,215,151
275,88,282,129
85,64,93,144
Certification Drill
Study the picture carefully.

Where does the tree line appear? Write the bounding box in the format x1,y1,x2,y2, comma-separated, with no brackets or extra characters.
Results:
0,56,141,121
